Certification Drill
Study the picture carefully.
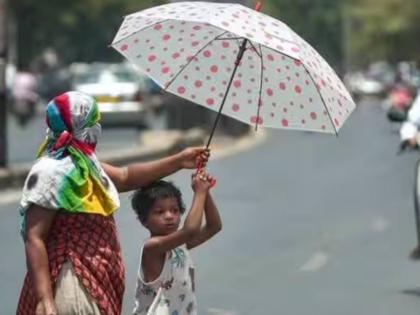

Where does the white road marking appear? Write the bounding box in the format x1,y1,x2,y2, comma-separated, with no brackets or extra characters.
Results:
371,217,390,232
300,251,330,272
207,308,237,315
0,189,21,205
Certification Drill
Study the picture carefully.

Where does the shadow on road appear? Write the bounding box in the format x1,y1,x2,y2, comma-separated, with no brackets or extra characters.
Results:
401,288,420,298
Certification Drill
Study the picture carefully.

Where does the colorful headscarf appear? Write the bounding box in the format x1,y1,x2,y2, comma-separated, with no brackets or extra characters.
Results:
19,91,120,237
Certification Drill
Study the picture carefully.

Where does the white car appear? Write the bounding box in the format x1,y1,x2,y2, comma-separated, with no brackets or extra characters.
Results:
344,71,385,98
71,63,161,127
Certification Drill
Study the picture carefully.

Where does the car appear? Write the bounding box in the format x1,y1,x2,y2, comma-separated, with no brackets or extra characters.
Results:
70,62,162,128
344,71,386,100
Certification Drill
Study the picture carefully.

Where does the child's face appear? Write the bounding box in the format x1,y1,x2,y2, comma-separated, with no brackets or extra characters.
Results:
144,197,181,236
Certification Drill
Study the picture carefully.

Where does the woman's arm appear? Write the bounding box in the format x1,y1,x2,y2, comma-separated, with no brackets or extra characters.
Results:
102,147,209,192
25,205,57,315
187,192,222,249
102,154,182,192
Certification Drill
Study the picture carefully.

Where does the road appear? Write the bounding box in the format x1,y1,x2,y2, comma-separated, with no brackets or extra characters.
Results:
2,99,420,314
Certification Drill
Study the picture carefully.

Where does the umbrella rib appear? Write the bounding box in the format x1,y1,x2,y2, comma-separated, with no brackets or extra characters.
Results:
111,19,170,46
302,64,339,136
212,31,244,50
164,31,229,90
216,37,261,56
263,45,301,64
255,44,264,132
264,44,349,97
215,37,244,42
261,45,339,135
248,41,262,59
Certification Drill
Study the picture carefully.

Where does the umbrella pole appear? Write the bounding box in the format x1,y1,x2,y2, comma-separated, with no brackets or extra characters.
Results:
206,38,248,149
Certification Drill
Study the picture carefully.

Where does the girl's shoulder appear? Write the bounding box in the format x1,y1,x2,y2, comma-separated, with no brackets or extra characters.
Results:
141,240,191,264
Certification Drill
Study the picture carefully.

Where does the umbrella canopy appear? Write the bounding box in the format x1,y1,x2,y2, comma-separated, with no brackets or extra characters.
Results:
112,1,355,138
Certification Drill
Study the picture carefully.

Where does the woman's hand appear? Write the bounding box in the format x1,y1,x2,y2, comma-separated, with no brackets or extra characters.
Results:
179,147,210,169
35,297,57,315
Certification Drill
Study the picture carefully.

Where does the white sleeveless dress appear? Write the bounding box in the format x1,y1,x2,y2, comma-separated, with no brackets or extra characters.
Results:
133,244,197,315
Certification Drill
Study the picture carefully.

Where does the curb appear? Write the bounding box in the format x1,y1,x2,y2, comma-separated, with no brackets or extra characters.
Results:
0,129,206,190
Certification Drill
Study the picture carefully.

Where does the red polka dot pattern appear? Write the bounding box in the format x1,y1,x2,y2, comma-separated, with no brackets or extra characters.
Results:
112,2,355,133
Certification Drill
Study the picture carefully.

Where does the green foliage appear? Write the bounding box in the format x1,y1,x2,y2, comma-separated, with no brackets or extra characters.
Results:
11,0,167,67
264,0,344,72
262,0,420,69
347,0,420,67
10,0,420,69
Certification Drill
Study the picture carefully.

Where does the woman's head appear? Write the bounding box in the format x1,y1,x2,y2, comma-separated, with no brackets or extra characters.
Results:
38,91,102,158
131,181,186,235
46,91,101,143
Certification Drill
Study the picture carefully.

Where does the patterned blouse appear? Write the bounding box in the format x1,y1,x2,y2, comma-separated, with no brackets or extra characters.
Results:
133,244,197,315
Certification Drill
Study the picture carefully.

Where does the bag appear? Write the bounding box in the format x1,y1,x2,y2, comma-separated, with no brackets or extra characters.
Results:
147,287,170,315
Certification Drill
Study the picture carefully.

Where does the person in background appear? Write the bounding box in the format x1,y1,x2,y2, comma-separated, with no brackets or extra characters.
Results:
400,89,420,149
11,70,38,125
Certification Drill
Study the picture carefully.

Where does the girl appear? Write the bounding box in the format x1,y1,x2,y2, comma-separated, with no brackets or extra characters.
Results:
131,171,221,315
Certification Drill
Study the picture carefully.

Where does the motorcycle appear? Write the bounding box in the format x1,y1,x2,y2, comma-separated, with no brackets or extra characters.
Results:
386,85,414,122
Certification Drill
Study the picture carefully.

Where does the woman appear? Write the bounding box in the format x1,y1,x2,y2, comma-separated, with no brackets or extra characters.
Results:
16,91,209,315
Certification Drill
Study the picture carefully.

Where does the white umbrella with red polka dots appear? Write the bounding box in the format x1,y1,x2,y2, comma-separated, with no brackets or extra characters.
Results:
111,1,355,147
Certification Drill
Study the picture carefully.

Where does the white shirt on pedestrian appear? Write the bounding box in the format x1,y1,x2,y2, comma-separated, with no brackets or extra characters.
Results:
400,90,420,141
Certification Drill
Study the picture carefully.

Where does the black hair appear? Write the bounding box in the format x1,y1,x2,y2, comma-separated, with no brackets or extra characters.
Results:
131,180,186,223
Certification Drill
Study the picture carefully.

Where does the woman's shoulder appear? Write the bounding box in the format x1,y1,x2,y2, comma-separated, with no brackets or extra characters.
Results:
29,156,73,174
24,156,73,190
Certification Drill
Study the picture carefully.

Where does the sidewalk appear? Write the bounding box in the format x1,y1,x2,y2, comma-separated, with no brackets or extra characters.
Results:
0,128,265,190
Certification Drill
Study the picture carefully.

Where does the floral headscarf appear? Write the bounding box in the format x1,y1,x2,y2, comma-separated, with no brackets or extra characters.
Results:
19,91,120,238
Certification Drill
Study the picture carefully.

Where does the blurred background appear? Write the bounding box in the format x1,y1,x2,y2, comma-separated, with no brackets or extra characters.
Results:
1,0,420,165
2,0,420,314
1,0,419,166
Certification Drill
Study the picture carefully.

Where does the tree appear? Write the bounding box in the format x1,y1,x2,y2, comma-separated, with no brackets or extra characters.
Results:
11,0,167,67
347,0,420,67
11,0,420,70
263,0,344,72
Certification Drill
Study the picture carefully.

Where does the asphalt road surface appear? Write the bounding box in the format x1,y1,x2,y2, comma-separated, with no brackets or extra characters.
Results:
2,99,420,314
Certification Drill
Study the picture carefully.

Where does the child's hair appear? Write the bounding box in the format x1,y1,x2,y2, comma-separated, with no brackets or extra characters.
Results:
131,180,186,224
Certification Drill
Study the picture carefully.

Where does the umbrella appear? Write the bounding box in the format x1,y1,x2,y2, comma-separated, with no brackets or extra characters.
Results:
111,1,356,148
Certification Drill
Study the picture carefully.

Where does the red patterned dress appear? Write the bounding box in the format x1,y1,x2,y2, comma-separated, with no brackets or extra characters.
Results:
17,212,125,315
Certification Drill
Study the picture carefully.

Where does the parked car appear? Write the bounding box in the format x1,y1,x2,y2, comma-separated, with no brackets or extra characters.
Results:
344,71,386,100
70,62,163,128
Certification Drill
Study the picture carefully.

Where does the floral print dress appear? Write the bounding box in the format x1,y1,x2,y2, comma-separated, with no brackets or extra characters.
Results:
133,245,197,315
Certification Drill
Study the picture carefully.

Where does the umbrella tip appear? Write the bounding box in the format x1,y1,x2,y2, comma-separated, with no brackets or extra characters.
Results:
254,1,263,12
